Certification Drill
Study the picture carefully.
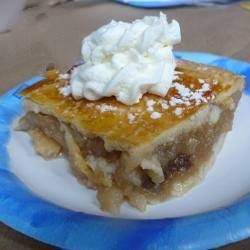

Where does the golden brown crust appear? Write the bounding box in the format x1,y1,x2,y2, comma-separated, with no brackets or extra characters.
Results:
20,60,245,149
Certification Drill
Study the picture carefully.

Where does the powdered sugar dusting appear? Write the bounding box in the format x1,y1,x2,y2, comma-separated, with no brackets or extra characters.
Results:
170,80,214,108
174,83,192,98
59,85,72,96
170,97,185,105
96,104,118,112
59,73,70,80
128,113,135,123
158,100,169,110
200,83,210,92
169,100,176,107
59,69,215,120
150,112,162,119
146,100,156,112
174,107,183,116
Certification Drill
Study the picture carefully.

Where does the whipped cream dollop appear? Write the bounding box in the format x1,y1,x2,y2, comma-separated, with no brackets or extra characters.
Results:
70,13,181,105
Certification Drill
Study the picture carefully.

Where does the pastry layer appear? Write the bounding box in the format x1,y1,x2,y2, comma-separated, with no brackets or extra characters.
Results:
18,60,245,213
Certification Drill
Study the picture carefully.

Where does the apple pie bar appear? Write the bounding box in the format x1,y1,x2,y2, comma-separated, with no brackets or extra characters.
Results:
17,59,244,214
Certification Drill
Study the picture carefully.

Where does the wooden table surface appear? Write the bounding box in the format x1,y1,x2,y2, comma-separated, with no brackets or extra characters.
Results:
0,1,249,249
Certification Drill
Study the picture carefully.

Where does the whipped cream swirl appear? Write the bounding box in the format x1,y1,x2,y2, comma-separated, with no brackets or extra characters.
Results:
70,13,181,105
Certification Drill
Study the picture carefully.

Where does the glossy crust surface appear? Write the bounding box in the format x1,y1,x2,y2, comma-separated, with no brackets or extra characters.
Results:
21,60,244,149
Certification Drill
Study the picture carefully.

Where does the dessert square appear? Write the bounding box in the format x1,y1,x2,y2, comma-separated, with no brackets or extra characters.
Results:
17,59,244,214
